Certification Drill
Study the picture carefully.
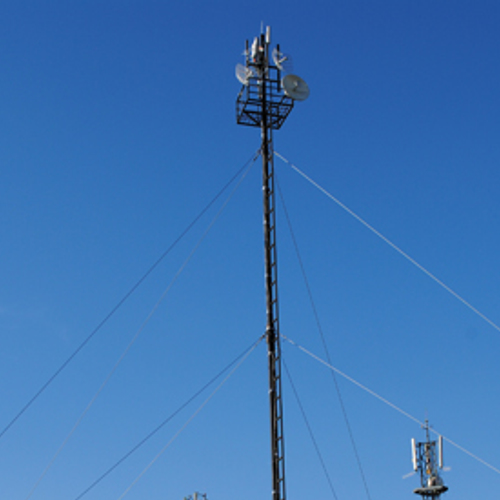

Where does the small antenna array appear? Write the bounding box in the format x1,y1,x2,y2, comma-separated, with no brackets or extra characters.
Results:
235,26,309,129
410,421,449,499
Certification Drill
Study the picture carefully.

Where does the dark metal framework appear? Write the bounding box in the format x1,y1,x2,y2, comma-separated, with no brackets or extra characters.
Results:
413,423,448,500
236,30,293,500
237,44,294,130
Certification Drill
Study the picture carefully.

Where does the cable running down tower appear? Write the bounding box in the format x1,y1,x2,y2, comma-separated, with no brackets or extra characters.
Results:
235,25,309,500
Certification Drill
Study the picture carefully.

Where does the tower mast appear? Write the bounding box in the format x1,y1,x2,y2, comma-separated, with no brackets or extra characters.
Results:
259,40,285,500
235,25,307,500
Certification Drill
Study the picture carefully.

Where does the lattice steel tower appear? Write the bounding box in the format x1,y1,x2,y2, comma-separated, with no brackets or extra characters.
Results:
411,421,449,500
235,25,309,500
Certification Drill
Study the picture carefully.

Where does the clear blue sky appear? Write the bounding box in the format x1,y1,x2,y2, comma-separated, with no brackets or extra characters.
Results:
1,2,500,499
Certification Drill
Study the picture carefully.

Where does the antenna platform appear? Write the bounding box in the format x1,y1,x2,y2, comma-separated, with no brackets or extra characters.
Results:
236,30,302,129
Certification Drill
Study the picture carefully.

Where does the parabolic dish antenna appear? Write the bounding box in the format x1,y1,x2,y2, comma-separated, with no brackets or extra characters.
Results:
281,74,310,101
235,63,255,85
272,48,293,73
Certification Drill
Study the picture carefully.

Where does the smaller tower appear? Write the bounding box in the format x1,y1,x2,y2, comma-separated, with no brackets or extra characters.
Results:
184,493,208,500
411,420,448,499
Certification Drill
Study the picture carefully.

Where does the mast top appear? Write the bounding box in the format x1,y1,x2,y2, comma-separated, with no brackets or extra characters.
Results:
235,26,309,129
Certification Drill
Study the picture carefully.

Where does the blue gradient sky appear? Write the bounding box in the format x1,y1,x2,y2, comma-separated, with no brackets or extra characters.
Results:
1,2,500,500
